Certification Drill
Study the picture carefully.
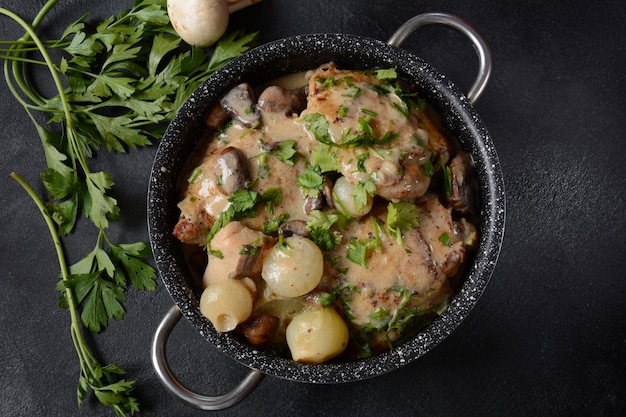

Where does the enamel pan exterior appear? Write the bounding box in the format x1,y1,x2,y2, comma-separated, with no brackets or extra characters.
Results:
148,32,506,384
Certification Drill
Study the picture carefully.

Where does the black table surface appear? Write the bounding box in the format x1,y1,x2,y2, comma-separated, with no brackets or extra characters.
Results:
2,1,625,416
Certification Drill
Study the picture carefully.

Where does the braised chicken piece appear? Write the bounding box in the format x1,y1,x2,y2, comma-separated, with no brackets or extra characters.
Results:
302,64,454,202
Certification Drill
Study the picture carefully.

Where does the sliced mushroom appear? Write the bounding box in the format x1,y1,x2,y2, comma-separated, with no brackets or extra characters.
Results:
257,85,307,115
213,147,251,195
237,314,279,347
278,220,309,238
446,151,479,217
220,83,261,127
303,193,324,215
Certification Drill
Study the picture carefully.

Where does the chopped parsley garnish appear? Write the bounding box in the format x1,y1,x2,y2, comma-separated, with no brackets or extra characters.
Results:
316,76,336,87
240,240,261,256
374,68,398,80
387,202,420,244
338,105,349,118
438,232,452,247
272,139,298,166
341,78,362,98
310,228,341,252
263,213,290,235
317,292,337,308
207,188,282,245
346,238,372,268
311,144,341,172
187,166,202,184
302,113,333,145
356,152,370,172
352,176,376,212
261,187,283,214
296,165,325,197
306,210,343,251
422,158,434,177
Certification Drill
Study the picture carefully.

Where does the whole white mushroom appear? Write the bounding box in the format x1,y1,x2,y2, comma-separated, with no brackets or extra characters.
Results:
167,0,229,47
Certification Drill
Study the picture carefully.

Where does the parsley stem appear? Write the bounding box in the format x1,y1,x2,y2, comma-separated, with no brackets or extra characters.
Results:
1,4,85,175
10,171,116,405
9,172,93,367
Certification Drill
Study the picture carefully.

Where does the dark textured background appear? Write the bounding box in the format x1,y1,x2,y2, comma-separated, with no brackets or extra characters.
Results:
1,1,624,416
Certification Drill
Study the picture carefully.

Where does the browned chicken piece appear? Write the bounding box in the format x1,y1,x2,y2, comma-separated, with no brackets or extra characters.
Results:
173,146,250,245
202,221,272,287
417,196,467,277
302,63,454,202
327,196,468,349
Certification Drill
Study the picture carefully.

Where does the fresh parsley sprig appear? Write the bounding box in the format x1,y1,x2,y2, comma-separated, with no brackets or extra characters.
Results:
2,0,258,414
11,172,140,416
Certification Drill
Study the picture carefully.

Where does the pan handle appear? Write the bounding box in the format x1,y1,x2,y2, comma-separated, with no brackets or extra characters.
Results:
387,12,493,104
151,305,265,410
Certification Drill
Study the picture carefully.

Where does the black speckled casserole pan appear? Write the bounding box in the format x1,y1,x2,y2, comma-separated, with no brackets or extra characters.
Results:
147,13,505,410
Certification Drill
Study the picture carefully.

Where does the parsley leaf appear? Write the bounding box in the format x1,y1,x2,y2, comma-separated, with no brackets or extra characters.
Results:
311,144,341,173
302,113,333,144
387,202,420,244
438,232,452,247
206,29,259,73
347,238,369,268
352,177,376,212
296,165,325,197
306,210,343,251
375,68,398,80
271,139,298,166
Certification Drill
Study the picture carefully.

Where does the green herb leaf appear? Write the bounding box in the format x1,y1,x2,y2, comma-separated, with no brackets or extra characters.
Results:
263,213,290,235
311,144,341,173
347,238,369,268
375,68,397,80
207,29,259,73
271,139,298,166
296,165,325,197
302,113,333,145
2,0,258,413
387,202,420,244
352,177,376,212
438,232,452,247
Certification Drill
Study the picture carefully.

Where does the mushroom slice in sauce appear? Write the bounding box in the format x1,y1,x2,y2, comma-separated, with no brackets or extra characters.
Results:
220,83,261,127
277,220,309,238
446,151,479,217
213,146,251,195
257,85,307,115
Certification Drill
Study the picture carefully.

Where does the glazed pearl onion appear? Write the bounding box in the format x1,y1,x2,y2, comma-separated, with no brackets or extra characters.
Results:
199,279,253,332
332,176,373,218
286,308,349,363
261,236,324,298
